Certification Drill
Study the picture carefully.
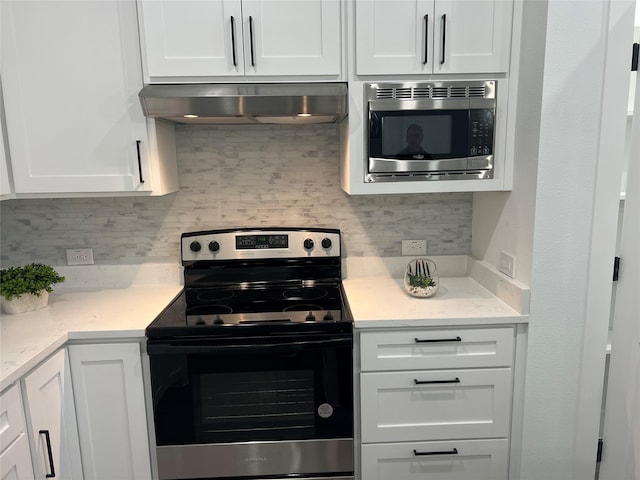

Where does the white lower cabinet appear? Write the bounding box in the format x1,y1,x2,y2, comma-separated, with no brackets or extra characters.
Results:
22,348,83,479
68,342,152,480
359,326,515,480
361,368,512,443
0,384,34,480
361,439,509,480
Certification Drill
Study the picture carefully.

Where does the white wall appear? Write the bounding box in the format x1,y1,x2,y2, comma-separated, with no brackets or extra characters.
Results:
471,0,548,286
519,0,633,478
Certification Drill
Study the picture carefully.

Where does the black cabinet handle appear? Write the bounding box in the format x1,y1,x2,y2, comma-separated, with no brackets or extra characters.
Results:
249,16,255,66
423,14,429,64
136,140,144,184
230,16,238,67
39,430,56,478
414,377,460,385
440,13,446,64
414,336,461,343
414,448,459,456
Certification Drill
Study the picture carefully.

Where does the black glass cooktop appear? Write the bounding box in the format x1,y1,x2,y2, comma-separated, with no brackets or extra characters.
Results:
147,283,350,338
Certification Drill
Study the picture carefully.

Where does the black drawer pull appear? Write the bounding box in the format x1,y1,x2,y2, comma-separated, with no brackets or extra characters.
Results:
39,430,56,477
414,448,459,456
414,336,462,343
414,377,460,385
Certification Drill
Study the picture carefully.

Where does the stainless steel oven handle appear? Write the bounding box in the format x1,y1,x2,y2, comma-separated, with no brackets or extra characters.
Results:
147,337,352,355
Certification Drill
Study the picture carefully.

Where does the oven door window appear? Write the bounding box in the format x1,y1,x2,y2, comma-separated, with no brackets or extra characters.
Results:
149,337,352,445
369,110,470,160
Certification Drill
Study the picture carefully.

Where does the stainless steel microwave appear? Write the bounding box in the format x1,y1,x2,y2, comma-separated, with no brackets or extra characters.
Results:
365,80,496,182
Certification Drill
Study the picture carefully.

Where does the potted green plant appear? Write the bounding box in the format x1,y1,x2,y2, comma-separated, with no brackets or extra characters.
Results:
403,258,439,298
0,263,65,314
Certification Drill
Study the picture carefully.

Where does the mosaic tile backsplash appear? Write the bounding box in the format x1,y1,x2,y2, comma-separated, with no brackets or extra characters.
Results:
0,125,472,266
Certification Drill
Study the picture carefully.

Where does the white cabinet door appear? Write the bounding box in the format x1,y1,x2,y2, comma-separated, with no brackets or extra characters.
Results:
68,342,152,480
433,0,513,74
0,83,12,200
361,439,509,480
139,0,245,78
360,368,512,443
0,384,34,480
355,0,512,75
355,0,434,75
22,349,83,480
139,0,341,80
1,0,153,194
1,115,12,200
242,0,341,76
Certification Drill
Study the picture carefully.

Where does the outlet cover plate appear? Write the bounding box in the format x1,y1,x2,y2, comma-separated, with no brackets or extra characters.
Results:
499,251,516,278
402,239,427,256
66,248,94,266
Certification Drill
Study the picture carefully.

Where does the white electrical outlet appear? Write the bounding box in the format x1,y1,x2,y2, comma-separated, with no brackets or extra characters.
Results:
402,239,427,256
499,251,516,278
66,248,94,266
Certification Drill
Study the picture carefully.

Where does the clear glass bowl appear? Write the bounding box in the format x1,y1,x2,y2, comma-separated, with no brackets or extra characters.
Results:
404,258,439,298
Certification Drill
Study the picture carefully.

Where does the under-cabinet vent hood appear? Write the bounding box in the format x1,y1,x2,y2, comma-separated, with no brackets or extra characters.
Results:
139,83,348,125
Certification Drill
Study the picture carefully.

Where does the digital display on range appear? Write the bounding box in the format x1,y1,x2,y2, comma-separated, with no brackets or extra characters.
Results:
236,234,289,249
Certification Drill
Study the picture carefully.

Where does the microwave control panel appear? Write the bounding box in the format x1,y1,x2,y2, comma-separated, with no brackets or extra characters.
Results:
469,109,495,156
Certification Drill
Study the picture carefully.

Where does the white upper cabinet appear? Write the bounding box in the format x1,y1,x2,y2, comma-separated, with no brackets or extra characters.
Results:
138,0,342,81
0,111,11,199
355,0,513,75
1,0,177,196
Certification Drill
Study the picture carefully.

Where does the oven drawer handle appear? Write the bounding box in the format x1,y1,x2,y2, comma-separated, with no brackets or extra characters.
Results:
414,448,458,456
147,337,352,354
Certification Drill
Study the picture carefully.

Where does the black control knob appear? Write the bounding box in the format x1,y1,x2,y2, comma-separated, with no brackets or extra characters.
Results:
321,238,332,249
209,241,220,252
303,238,314,250
190,241,202,252
305,311,316,322
323,312,334,321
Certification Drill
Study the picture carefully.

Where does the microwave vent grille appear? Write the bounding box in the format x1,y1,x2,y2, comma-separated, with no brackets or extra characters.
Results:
374,84,488,99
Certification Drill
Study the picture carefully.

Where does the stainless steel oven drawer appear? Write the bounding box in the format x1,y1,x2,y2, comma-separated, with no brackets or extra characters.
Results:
156,438,354,480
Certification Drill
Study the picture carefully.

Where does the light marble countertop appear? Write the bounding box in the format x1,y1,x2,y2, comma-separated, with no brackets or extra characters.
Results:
342,276,528,328
0,284,182,391
0,257,530,391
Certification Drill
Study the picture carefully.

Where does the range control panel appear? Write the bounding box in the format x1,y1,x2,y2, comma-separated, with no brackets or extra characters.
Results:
181,228,341,262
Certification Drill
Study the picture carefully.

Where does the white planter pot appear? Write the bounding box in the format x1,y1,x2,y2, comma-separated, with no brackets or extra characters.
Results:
1,290,49,315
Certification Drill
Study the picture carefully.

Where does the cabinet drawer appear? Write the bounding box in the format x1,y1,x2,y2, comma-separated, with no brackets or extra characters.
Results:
361,369,512,443
360,327,515,371
362,439,508,480
0,433,34,479
0,384,26,453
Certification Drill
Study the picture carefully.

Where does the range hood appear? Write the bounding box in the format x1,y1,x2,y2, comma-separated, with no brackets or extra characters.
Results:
139,83,348,125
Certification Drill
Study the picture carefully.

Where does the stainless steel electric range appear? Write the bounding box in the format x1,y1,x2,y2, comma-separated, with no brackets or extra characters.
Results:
146,228,354,480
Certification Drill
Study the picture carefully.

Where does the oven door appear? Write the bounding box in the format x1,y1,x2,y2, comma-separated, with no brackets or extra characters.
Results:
367,101,494,178
147,333,353,479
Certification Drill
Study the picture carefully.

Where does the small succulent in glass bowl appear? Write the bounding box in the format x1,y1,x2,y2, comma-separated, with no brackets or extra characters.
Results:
404,258,439,298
